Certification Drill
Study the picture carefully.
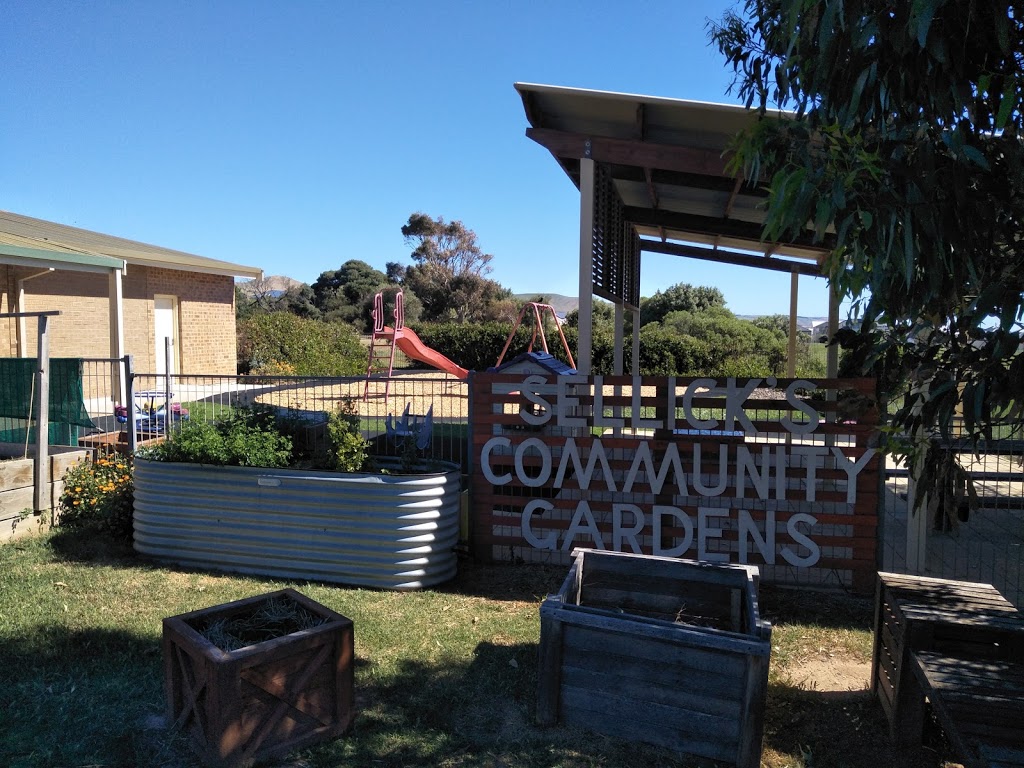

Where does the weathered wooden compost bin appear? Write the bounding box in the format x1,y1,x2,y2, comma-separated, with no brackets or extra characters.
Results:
163,588,354,768
537,549,772,768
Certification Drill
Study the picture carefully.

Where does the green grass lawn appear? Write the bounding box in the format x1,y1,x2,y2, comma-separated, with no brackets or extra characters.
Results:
0,531,953,768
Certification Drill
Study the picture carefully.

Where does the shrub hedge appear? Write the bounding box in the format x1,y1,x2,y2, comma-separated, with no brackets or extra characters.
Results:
237,313,366,376
414,322,726,376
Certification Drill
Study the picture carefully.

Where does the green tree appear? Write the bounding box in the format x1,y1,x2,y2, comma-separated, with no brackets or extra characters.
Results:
401,213,509,322
564,301,615,330
277,283,321,319
235,284,258,321
359,283,423,333
660,307,786,375
640,283,725,327
751,314,790,338
712,0,1024,509
235,279,321,321
235,278,286,320
311,260,388,325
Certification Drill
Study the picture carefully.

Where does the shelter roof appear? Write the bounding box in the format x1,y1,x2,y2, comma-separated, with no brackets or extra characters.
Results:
0,210,263,279
514,83,829,277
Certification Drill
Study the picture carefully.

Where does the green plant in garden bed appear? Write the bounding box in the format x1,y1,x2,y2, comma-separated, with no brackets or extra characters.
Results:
324,398,370,472
178,400,235,423
58,453,134,540
141,404,294,468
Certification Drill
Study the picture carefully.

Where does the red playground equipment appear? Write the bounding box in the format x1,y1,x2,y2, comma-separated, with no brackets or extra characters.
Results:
364,290,469,404
494,302,576,370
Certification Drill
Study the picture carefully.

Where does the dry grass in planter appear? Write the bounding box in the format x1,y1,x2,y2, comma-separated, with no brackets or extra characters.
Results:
196,595,328,652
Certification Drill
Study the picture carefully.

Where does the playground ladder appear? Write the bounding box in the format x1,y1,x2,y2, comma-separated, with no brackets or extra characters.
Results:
363,290,404,407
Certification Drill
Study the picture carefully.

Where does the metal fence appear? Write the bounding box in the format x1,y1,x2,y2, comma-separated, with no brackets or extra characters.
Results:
128,369,470,471
879,427,1024,607
14,354,1017,606
0,356,127,449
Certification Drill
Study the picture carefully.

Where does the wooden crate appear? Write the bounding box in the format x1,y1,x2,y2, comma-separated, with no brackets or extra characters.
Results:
908,651,1024,767
871,572,1024,745
163,588,355,767
537,549,772,768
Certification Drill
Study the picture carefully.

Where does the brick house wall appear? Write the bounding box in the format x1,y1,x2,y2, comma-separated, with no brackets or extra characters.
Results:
0,265,238,374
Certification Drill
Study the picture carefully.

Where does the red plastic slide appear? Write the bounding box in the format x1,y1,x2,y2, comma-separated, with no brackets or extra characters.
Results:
389,326,469,379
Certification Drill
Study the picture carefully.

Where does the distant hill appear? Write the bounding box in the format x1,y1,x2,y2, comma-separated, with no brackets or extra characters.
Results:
236,275,305,297
513,293,579,316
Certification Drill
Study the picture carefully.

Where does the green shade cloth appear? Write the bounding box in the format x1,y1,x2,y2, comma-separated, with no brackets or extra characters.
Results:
0,358,96,429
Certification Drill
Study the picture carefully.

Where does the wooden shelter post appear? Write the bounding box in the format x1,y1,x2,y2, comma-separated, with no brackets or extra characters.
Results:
787,269,799,378
827,284,840,378
109,267,127,406
577,157,595,375
631,308,640,375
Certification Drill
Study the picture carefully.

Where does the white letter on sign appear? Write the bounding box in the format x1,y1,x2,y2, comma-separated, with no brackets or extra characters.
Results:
514,437,552,488
520,375,552,425
782,380,821,435
698,507,730,562
612,503,645,553
781,513,820,566
481,437,511,485
522,499,557,550
561,500,605,551
652,505,694,557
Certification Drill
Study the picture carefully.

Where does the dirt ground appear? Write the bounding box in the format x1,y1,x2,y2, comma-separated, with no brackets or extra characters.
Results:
253,371,470,421
791,658,871,692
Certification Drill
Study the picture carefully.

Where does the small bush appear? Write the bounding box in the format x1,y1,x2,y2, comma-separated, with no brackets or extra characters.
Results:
58,453,134,540
251,360,297,377
143,405,293,468
325,401,369,472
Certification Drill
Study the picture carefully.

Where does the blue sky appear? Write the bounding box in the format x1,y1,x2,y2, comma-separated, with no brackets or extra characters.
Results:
2,0,834,317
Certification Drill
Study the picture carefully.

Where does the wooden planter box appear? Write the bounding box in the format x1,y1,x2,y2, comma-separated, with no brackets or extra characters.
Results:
537,549,772,768
163,588,355,767
872,571,1024,744
0,443,89,541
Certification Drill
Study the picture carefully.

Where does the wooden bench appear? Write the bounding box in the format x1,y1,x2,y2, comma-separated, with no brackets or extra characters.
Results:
872,572,1024,766
904,651,1024,768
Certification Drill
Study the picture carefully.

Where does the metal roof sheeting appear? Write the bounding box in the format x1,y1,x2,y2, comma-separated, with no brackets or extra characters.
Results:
515,83,828,271
0,242,124,272
0,210,263,279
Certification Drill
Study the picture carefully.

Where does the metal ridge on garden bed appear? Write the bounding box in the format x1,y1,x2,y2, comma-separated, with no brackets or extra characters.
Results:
133,457,461,590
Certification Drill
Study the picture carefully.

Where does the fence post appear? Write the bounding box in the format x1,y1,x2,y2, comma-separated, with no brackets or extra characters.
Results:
126,355,137,454
164,337,173,436
33,315,51,515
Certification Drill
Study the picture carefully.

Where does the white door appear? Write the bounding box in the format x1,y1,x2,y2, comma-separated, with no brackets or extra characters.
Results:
154,295,179,376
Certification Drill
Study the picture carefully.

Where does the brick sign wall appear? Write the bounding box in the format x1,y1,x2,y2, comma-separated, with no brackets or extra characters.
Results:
470,373,880,592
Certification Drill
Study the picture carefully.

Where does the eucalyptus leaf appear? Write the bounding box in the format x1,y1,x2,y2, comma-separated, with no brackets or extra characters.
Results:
710,0,1024,513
